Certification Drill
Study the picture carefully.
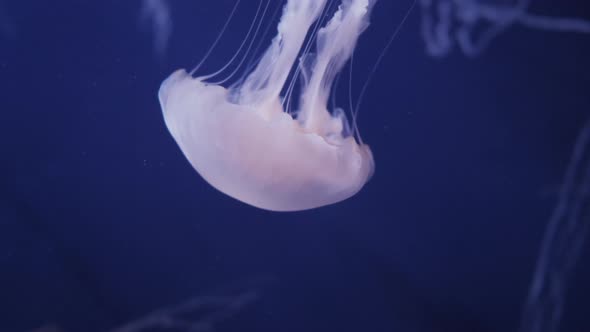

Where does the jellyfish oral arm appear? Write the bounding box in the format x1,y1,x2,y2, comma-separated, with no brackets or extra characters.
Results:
238,0,328,116
299,0,374,135
160,0,375,211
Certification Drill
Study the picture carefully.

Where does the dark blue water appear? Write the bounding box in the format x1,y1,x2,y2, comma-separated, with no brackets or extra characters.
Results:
1,1,589,332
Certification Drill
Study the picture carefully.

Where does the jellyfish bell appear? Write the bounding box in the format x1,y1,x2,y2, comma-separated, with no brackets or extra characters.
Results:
159,0,375,212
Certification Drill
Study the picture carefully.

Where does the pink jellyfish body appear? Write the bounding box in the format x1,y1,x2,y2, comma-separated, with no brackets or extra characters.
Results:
159,0,375,211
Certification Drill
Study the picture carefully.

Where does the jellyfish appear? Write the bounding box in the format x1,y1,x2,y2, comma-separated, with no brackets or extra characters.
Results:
519,117,590,332
419,0,590,57
140,0,172,58
110,288,259,332
25,288,259,332
159,0,376,211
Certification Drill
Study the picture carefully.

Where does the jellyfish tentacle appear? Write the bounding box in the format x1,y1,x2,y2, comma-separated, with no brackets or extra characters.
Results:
190,0,242,75
420,0,590,57
232,2,284,91
519,118,590,332
351,0,416,144
212,0,273,86
200,0,267,82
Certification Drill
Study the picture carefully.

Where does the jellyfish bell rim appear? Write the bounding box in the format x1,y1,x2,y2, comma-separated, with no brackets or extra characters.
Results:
159,69,374,212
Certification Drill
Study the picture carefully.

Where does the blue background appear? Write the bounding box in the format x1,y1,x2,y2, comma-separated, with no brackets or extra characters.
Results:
1,0,589,331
